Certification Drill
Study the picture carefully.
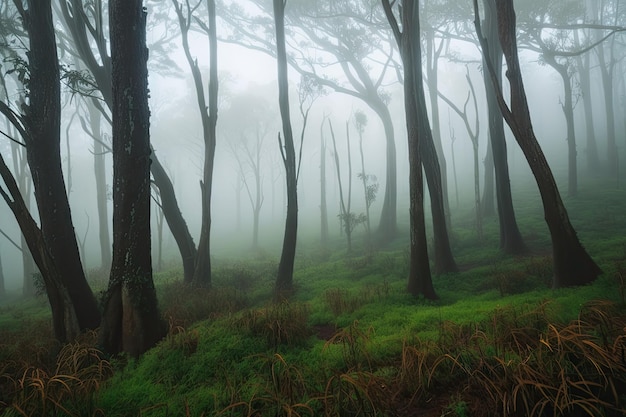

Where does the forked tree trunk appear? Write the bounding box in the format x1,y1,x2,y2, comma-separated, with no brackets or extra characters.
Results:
474,0,601,288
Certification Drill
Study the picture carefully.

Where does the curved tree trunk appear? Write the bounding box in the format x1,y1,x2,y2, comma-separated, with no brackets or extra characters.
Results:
475,0,601,288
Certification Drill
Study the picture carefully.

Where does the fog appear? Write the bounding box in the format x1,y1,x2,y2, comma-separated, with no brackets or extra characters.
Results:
1,0,624,293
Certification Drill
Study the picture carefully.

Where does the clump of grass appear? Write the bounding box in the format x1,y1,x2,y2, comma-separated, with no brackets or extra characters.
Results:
1,332,112,417
323,281,390,316
235,301,311,349
160,283,247,330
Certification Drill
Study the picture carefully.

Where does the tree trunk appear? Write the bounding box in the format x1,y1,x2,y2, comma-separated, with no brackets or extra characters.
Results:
274,0,298,295
373,102,397,244
59,0,197,286
597,41,618,179
542,54,577,197
0,252,5,297
25,0,100,335
481,135,495,216
482,0,525,254
88,100,112,270
10,141,38,296
382,0,436,300
425,28,451,223
320,123,329,247
150,154,197,283
574,32,600,173
100,0,165,356
475,0,601,287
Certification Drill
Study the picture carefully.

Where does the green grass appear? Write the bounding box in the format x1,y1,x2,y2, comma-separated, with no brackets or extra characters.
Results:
2,180,626,416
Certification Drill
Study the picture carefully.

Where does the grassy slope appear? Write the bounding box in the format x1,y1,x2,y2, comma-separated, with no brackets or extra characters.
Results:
1,180,625,416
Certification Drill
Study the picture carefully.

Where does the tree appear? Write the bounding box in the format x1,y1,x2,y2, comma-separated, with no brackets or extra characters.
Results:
354,110,378,243
100,0,165,356
172,0,219,287
382,0,437,300
219,0,399,243
474,0,602,288
319,117,329,248
274,0,298,295
480,0,526,254
0,0,100,341
57,0,198,284
438,67,483,238
0,249,5,297
328,119,365,254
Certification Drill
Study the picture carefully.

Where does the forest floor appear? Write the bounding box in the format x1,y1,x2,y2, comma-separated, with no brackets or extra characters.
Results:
1,180,626,416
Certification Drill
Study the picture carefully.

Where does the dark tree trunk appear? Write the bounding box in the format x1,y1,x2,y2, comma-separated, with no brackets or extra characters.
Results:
474,0,601,288
150,154,196,283
0,153,80,341
541,53,577,197
425,28,451,223
88,101,112,269
24,0,100,336
274,0,298,295
59,0,197,285
100,1,165,357
382,0,437,300
421,131,457,274
482,0,525,254
172,0,218,287
10,141,37,296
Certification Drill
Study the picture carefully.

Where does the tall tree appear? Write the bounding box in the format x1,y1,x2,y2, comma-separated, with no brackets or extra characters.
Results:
320,117,329,248
474,0,602,288
172,0,219,287
382,0,437,299
219,0,399,243
0,0,100,341
57,0,198,284
100,0,165,356
438,67,483,238
274,0,298,295
481,0,526,254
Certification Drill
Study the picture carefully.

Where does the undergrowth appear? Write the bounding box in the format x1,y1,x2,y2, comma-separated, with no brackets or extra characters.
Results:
1,182,626,416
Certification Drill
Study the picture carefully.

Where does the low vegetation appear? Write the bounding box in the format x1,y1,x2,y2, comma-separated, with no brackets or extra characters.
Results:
1,182,626,416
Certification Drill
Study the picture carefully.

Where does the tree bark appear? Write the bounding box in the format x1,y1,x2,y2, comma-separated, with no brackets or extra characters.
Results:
382,0,437,300
481,0,525,254
24,0,100,336
59,0,198,285
274,0,298,295
100,0,165,356
474,0,601,287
